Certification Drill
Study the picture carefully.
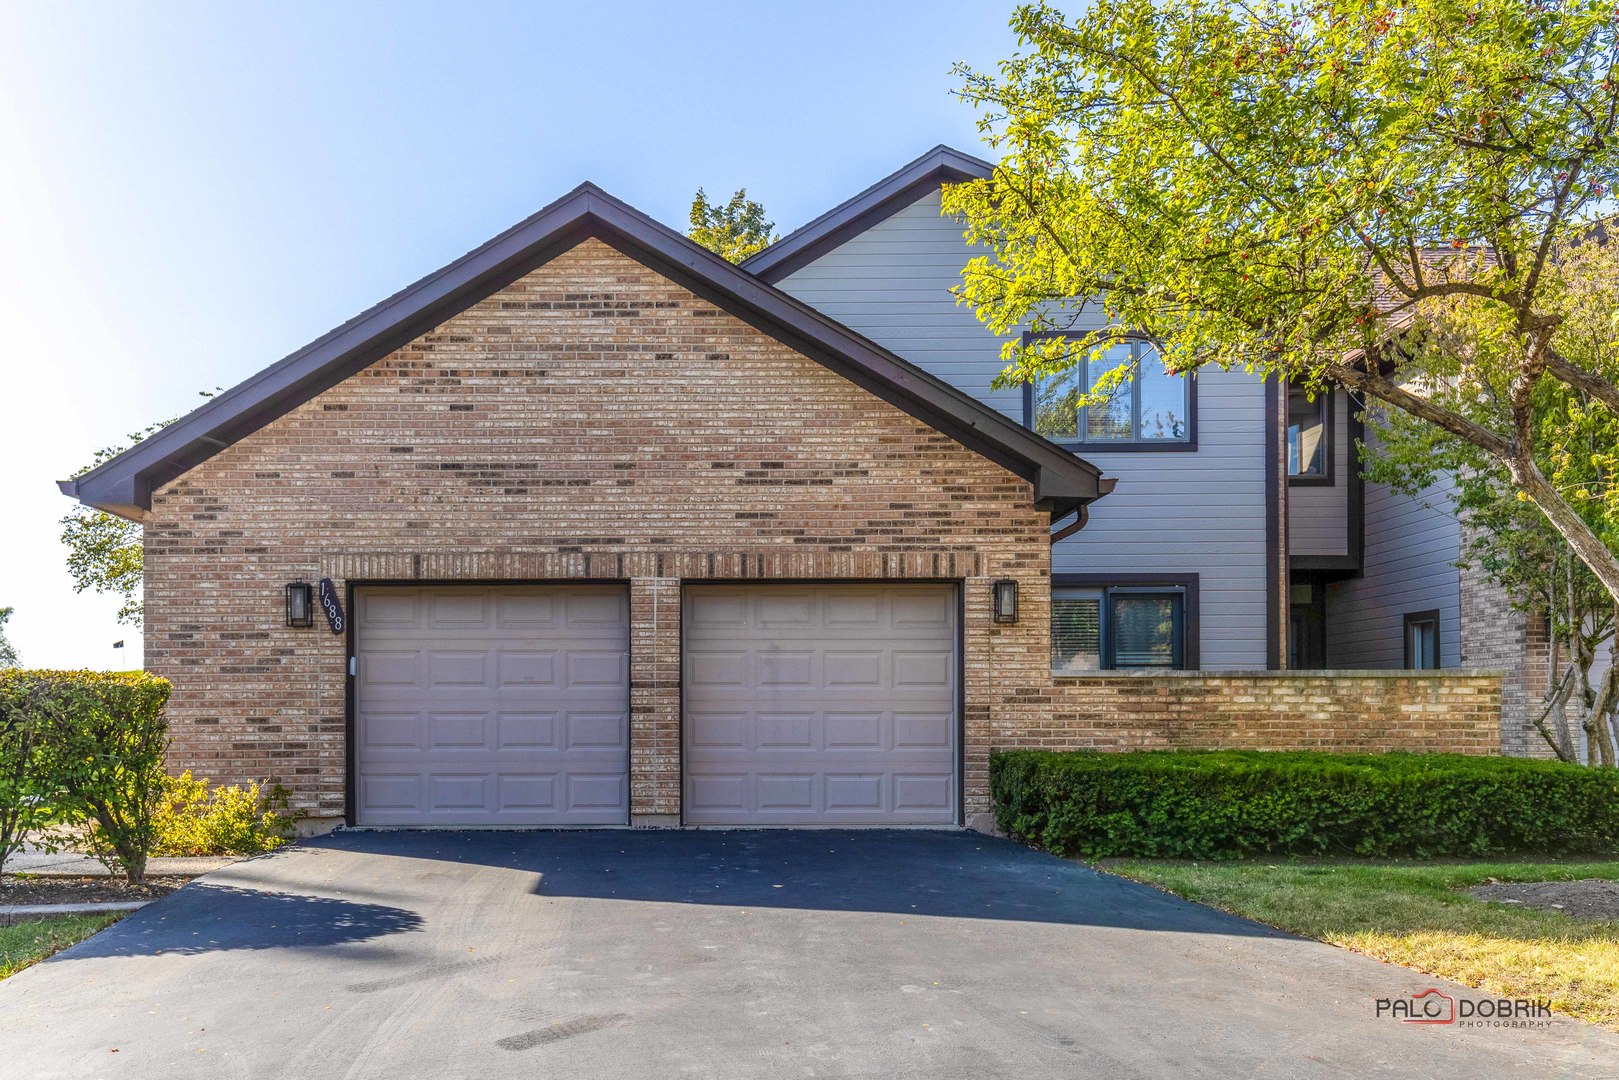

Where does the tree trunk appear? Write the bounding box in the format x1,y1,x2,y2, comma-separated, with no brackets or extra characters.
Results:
1536,664,1579,763
1507,459,1619,612
1582,666,1619,768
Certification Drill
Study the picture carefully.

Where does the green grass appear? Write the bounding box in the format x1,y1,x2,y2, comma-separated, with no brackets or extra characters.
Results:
0,914,122,979
1107,858,1619,1029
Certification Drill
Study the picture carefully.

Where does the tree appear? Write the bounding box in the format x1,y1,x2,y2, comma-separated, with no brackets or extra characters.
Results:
944,2,1619,608
0,608,17,669
59,393,215,627
1366,235,1619,764
688,187,778,263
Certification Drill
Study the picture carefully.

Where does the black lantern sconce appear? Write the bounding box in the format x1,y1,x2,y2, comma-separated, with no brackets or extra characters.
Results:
285,582,314,628
992,579,1019,624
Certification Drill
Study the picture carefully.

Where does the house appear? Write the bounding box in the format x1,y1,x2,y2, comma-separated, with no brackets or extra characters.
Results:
60,149,1506,831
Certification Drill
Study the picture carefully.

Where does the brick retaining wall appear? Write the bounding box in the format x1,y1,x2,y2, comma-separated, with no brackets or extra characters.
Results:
1005,670,1504,755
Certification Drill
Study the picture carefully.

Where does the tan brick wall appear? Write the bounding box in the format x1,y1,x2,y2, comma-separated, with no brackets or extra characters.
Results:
1020,670,1503,754
1458,552,1553,757
142,239,1053,821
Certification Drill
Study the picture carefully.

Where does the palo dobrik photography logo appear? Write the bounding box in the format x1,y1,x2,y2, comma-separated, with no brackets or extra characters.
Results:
1376,988,1456,1024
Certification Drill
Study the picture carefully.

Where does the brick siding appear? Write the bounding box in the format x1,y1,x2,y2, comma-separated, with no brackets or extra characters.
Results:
1020,670,1503,754
140,237,1506,827
1458,549,1553,757
142,239,1053,822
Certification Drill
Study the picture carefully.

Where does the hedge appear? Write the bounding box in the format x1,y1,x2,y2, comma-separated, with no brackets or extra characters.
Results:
0,670,172,883
990,750,1619,859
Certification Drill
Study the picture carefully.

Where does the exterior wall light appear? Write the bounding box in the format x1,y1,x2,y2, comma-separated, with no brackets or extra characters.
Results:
992,579,1019,624
285,582,314,628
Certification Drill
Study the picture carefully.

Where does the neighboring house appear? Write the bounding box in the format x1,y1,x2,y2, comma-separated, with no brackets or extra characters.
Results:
60,151,1505,832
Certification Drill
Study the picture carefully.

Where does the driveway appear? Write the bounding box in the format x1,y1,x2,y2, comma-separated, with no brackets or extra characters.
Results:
1,830,1615,1079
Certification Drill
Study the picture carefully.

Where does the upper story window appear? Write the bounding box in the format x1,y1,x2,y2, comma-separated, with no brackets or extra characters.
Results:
1287,382,1332,483
1024,337,1194,450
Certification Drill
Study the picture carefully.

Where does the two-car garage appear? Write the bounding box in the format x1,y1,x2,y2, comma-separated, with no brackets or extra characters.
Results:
352,583,960,828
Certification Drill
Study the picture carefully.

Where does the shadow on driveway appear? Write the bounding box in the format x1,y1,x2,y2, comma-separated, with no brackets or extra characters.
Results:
300,826,1286,935
64,883,424,958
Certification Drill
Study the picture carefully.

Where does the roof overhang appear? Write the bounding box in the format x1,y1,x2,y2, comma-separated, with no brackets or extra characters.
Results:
740,145,993,283
62,180,1107,523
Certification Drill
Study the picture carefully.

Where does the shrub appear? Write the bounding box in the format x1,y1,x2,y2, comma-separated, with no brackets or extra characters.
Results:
0,673,55,876
26,671,172,883
153,772,297,856
990,750,1619,860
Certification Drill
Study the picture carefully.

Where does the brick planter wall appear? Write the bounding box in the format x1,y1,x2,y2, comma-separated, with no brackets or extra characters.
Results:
1009,670,1504,754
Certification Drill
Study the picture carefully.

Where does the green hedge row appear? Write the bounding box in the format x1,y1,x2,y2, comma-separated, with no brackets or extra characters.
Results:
990,750,1619,859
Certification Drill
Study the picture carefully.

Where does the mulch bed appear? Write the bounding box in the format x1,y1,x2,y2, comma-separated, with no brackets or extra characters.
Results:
1467,879,1619,920
0,875,192,907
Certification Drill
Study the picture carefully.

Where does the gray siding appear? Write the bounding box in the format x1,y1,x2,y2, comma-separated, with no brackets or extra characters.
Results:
1287,389,1351,557
776,188,1272,669
1325,450,1461,668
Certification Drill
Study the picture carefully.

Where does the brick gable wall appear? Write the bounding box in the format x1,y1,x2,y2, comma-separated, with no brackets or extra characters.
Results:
142,239,1054,821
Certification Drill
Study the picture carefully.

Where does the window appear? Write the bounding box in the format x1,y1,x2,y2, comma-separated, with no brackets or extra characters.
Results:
1404,610,1440,670
1026,338,1192,447
1288,382,1332,482
1052,584,1189,673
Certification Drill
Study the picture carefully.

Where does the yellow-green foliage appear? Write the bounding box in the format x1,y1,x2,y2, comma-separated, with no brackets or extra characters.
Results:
3,669,172,883
153,771,296,856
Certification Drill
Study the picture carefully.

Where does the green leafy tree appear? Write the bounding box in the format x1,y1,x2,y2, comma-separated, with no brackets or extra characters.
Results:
1367,236,1619,764
945,2,1619,607
0,608,17,669
688,187,778,263
60,392,216,626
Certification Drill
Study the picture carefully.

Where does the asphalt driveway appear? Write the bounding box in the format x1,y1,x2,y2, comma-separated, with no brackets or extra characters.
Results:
1,830,1615,1079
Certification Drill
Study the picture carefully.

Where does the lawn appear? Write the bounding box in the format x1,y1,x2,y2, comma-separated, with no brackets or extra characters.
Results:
1107,859,1619,1029
0,914,122,979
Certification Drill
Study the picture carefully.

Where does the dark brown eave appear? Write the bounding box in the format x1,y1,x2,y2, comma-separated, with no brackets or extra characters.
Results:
61,180,1106,523
740,145,993,284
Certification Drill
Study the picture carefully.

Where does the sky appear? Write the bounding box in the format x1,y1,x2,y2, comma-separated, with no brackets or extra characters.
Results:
0,0,1021,670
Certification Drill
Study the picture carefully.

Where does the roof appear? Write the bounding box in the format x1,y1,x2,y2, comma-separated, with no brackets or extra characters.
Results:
61,180,1107,522
740,145,993,283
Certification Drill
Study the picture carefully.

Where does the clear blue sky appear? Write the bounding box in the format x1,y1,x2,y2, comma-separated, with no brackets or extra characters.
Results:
0,1,1021,669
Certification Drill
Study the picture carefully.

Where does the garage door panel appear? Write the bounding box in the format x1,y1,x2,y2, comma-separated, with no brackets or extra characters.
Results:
424,711,488,749
497,773,560,810
683,584,958,826
825,774,884,811
824,651,882,687
496,650,557,687
495,711,558,749
756,774,816,811
824,712,884,748
360,711,420,749
494,592,558,628
363,651,420,687
893,774,954,813
355,585,630,826
892,650,952,688
893,711,954,749
755,712,815,749
687,774,747,815
430,593,488,627
566,651,628,686
567,711,629,748
427,650,488,686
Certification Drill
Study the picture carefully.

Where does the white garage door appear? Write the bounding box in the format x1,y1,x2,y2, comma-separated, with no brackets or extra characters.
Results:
354,585,630,826
683,584,959,825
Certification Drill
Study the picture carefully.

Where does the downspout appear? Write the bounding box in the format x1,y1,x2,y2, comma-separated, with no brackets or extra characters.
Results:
1050,504,1089,545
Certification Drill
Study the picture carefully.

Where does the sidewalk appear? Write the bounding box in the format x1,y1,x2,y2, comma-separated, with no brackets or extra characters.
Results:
6,845,238,877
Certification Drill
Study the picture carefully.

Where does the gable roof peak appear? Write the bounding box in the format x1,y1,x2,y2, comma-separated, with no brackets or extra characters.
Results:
740,145,994,282
60,175,1104,522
